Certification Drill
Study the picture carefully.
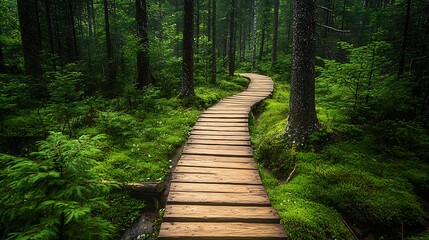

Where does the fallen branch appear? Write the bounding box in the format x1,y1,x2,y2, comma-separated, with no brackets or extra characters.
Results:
317,23,351,33
340,216,359,240
102,180,165,194
317,5,333,12
285,163,297,184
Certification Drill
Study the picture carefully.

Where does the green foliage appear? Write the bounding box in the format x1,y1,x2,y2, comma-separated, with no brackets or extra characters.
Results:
316,41,392,121
97,111,137,139
100,190,146,237
408,232,429,240
0,132,115,240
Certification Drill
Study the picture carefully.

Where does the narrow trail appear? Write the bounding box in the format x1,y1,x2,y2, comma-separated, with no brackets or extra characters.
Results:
158,73,287,239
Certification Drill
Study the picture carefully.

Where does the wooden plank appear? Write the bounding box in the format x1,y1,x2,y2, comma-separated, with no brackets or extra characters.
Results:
185,144,252,151
177,159,257,170
186,139,251,146
174,166,257,176
192,126,249,132
197,118,248,123
163,205,280,223
208,106,250,110
199,113,248,118
169,182,264,193
180,154,255,163
167,192,270,206
188,134,250,141
191,130,249,136
195,122,248,127
203,110,249,114
216,103,254,106
158,222,287,239
182,148,253,157
172,173,261,185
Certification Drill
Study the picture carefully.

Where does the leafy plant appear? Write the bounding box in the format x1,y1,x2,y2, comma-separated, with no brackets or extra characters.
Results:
0,132,115,240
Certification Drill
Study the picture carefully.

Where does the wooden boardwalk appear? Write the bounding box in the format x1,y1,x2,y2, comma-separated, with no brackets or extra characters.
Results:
158,73,287,239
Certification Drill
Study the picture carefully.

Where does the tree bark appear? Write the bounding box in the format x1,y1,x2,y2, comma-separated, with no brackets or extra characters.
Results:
195,0,200,53
62,0,78,62
17,0,43,77
271,0,279,67
136,0,152,89
259,28,265,61
0,41,4,73
286,0,319,144
228,0,236,76
181,0,195,97
251,0,257,70
210,0,217,84
398,0,411,78
103,0,116,97
44,0,56,71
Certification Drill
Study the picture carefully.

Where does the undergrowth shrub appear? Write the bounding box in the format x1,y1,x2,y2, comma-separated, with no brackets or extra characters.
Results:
0,132,115,240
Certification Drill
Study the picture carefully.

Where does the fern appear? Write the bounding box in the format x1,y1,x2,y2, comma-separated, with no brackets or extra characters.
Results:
0,132,115,240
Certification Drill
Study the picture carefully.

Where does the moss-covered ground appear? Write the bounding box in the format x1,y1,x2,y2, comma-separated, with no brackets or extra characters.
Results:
250,74,429,240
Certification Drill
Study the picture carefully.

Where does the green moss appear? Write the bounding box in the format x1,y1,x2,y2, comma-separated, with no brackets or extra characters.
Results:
251,77,429,239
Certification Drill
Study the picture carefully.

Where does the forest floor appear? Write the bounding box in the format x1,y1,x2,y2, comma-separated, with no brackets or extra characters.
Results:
250,73,429,240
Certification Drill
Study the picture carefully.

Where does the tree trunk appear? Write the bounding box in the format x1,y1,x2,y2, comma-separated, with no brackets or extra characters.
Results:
181,0,195,97
136,0,152,89
251,0,257,70
62,0,78,62
85,0,93,71
340,0,346,41
53,0,64,67
103,0,116,97
195,0,200,53
17,0,43,77
228,0,236,76
398,0,411,78
208,0,211,42
287,1,293,53
44,0,56,71
286,0,319,144
211,0,217,84
0,41,4,73
259,27,265,61
271,0,279,67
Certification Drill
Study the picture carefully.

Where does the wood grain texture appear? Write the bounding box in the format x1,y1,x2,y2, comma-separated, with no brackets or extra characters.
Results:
176,159,257,169
167,192,270,206
169,182,264,193
158,222,287,239
163,205,280,223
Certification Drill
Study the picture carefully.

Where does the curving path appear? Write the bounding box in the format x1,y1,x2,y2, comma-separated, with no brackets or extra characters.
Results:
158,73,287,239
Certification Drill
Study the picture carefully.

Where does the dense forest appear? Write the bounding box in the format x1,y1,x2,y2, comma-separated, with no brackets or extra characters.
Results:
0,0,428,239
